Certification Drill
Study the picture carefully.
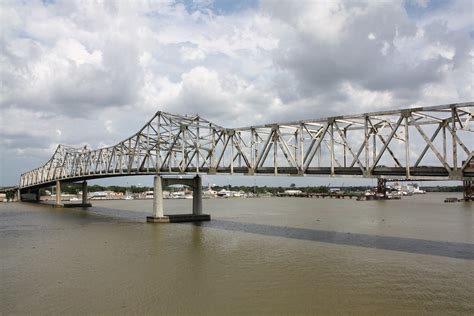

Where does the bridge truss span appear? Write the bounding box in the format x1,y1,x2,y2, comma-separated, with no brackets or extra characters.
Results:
20,102,473,189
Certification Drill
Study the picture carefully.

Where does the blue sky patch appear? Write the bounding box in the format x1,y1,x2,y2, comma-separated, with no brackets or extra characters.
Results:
179,0,258,14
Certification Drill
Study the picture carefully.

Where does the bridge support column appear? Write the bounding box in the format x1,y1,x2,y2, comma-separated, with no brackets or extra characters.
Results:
147,174,210,223
55,180,61,207
15,189,21,202
376,178,387,197
147,175,169,223
192,175,203,215
463,180,473,201
82,181,88,204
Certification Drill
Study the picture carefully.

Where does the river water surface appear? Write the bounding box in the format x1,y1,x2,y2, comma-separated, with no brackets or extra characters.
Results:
1,193,473,314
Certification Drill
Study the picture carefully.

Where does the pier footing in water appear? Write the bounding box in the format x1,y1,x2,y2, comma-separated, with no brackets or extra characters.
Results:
147,214,210,223
63,203,92,208
147,216,170,223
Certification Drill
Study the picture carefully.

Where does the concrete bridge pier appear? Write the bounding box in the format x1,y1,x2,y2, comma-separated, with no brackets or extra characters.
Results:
13,188,40,202
54,180,92,208
62,180,93,208
55,180,61,207
147,175,168,222
377,178,387,197
81,181,89,205
147,174,210,223
463,180,473,201
192,175,203,215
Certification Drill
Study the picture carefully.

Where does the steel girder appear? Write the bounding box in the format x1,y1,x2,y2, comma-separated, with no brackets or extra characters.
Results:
19,102,473,188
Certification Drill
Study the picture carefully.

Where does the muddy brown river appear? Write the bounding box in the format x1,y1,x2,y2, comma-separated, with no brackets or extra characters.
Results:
1,193,473,314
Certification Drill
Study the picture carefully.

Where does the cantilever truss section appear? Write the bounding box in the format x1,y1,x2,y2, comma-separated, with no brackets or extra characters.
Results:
20,102,474,188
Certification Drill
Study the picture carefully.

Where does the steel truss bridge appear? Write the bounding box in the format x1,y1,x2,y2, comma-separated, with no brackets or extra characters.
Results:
19,102,473,190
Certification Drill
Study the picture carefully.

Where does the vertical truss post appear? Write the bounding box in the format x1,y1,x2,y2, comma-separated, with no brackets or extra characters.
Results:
168,123,173,172
273,127,278,175
452,107,458,171
372,131,376,166
343,128,347,168
211,127,216,170
404,114,410,178
251,129,256,171
146,124,150,172
230,130,234,174
183,125,189,172
365,117,370,175
294,130,298,169
238,136,242,168
442,122,447,162
299,125,304,173
330,121,335,175
318,144,321,168
196,122,200,173
157,114,161,172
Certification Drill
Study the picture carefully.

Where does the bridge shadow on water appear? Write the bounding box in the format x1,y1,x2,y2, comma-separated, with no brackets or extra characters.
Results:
72,205,474,260
193,220,474,260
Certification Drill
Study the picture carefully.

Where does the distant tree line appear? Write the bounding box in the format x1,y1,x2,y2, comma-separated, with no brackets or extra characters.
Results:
422,186,463,192
39,183,153,195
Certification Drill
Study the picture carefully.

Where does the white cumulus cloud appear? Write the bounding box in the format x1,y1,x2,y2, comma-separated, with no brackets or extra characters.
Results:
0,0,472,185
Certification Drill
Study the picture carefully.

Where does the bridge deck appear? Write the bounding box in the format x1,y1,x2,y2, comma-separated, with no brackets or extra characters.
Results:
18,166,472,190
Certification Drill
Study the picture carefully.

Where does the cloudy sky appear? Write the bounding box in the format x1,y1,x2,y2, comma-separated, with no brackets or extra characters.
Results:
1,0,473,187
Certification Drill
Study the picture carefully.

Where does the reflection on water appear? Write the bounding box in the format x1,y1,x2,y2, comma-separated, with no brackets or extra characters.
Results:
1,193,473,314
200,220,474,260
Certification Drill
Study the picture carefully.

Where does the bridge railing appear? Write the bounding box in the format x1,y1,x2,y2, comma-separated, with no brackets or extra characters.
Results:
19,102,473,188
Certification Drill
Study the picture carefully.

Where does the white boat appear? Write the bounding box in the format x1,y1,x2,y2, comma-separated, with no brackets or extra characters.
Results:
364,190,375,196
123,189,134,200
217,189,231,198
144,191,154,199
90,192,108,199
412,184,426,194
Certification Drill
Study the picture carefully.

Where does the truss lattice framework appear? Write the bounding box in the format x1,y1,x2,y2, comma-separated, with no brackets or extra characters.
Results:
19,102,474,188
